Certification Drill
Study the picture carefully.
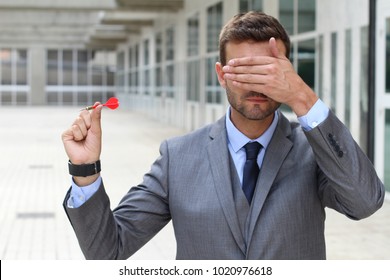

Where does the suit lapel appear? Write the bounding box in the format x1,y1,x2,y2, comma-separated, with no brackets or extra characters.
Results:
207,117,247,254
246,112,293,251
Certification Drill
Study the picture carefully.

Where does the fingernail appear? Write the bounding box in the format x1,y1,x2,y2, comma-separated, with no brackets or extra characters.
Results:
222,66,230,72
228,60,235,65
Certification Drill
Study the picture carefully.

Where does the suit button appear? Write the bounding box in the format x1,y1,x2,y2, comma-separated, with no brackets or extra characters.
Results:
337,150,344,157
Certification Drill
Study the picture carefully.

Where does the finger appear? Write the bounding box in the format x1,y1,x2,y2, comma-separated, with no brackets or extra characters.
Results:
223,64,270,75
78,110,92,128
230,80,269,94
269,37,280,58
227,56,274,67
224,72,268,84
61,127,75,143
90,102,103,135
73,116,88,138
71,124,86,141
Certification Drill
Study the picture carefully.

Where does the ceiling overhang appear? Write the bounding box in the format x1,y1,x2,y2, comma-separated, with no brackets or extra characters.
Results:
0,0,184,51
116,0,183,12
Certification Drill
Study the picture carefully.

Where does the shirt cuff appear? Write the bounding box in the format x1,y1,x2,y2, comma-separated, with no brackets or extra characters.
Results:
67,176,102,208
298,99,329,131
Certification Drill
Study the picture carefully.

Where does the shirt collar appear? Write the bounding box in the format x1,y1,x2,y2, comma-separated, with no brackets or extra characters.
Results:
225,106,279,153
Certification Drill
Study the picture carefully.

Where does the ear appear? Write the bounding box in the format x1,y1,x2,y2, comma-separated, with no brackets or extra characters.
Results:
215,62,227,89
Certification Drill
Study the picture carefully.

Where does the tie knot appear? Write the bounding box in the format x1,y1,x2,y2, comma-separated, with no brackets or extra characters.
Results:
244,142,262,160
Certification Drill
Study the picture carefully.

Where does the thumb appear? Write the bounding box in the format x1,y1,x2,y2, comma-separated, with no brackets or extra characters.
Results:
269,37,283,58
90,102,103,135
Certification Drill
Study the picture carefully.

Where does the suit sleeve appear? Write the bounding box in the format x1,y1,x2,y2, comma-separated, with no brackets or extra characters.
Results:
63,140,171,259
304,111,385,220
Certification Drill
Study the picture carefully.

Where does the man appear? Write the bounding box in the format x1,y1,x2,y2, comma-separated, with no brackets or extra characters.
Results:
62,11,384,259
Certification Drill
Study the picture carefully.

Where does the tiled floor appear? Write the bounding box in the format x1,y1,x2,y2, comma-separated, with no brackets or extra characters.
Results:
0,106,388,260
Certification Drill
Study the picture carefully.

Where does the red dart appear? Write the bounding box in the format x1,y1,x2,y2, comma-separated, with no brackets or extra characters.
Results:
82,97,119,111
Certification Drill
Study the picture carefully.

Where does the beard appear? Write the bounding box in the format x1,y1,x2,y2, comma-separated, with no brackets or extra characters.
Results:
226,85,281,121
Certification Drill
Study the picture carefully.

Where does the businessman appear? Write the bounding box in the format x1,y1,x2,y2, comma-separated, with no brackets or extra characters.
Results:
62,11,385,259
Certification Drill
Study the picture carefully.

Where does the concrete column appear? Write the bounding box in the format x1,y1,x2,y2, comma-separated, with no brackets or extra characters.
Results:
29,46,46,105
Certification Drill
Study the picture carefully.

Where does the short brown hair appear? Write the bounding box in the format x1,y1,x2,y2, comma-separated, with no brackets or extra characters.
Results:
219,11,291,65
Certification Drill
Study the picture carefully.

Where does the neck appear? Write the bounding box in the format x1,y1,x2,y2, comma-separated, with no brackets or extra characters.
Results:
230,109,275,139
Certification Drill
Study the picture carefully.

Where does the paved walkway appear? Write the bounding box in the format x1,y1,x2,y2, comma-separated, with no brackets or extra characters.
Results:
0,106,388,260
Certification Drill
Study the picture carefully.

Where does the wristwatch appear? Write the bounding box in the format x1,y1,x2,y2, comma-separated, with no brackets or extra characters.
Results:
68,160,101,177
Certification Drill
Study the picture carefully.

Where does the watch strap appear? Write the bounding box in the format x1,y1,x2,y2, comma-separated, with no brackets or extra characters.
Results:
68,160,101,177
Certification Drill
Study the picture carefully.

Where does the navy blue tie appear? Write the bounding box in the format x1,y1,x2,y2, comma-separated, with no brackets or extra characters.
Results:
243,142,262,204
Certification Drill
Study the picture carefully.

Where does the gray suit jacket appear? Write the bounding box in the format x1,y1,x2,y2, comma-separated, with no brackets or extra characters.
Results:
64,111,384,259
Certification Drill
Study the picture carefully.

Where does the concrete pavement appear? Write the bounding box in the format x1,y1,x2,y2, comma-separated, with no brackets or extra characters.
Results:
0,106,388,260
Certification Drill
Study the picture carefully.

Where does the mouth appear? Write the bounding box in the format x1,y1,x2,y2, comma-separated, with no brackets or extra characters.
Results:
245,92,268,103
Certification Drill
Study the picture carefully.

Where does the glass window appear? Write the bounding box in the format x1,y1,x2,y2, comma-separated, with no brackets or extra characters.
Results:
207,2,223,53
16,92,28,105
1,49,12,85
1,91,12,104
77,50,88,85
166,27,175,61
46,92,59,104
63,50,73,86
128,45,139,92
206,56,222,104
279,0,294,35
155,66,162,97
386,18,390,93
129,45,139,69
298,0,316,33
77,92,88,105
187,60,200,101
92,66,104,86
107,67,115,87
63,91,74,105
144,40,149,65
345,29,352,129
16,50,27,85
144,69,150,95
47,50,58,85
155,33,163,63
331,32,337,113
116,51,125,90
318,35,323,99
240,0,263,12
297,39,315,89
280,0,315,35
360,26,369,153
92,92,103,102
166,64,175,98
135,45,139,67
385,110,390,192
187,14,199,57
117,51,125,71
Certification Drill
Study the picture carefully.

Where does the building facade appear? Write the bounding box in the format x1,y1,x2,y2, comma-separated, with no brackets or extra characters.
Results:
0,0,389,192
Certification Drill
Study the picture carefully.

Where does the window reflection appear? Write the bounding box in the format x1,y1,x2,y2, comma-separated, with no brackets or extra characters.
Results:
187,14,199,57
360,26,369,153
207,2,223,53
345,29,352,129
279,0,294,35
279,0,315,35
297,39,315,89
386,18,390,93
298,0,316,33
385,110,390,192
1,49,12,85
239,0,263,12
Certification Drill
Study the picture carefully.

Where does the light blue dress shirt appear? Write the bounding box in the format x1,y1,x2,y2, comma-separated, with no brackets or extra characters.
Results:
68,99,329,208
